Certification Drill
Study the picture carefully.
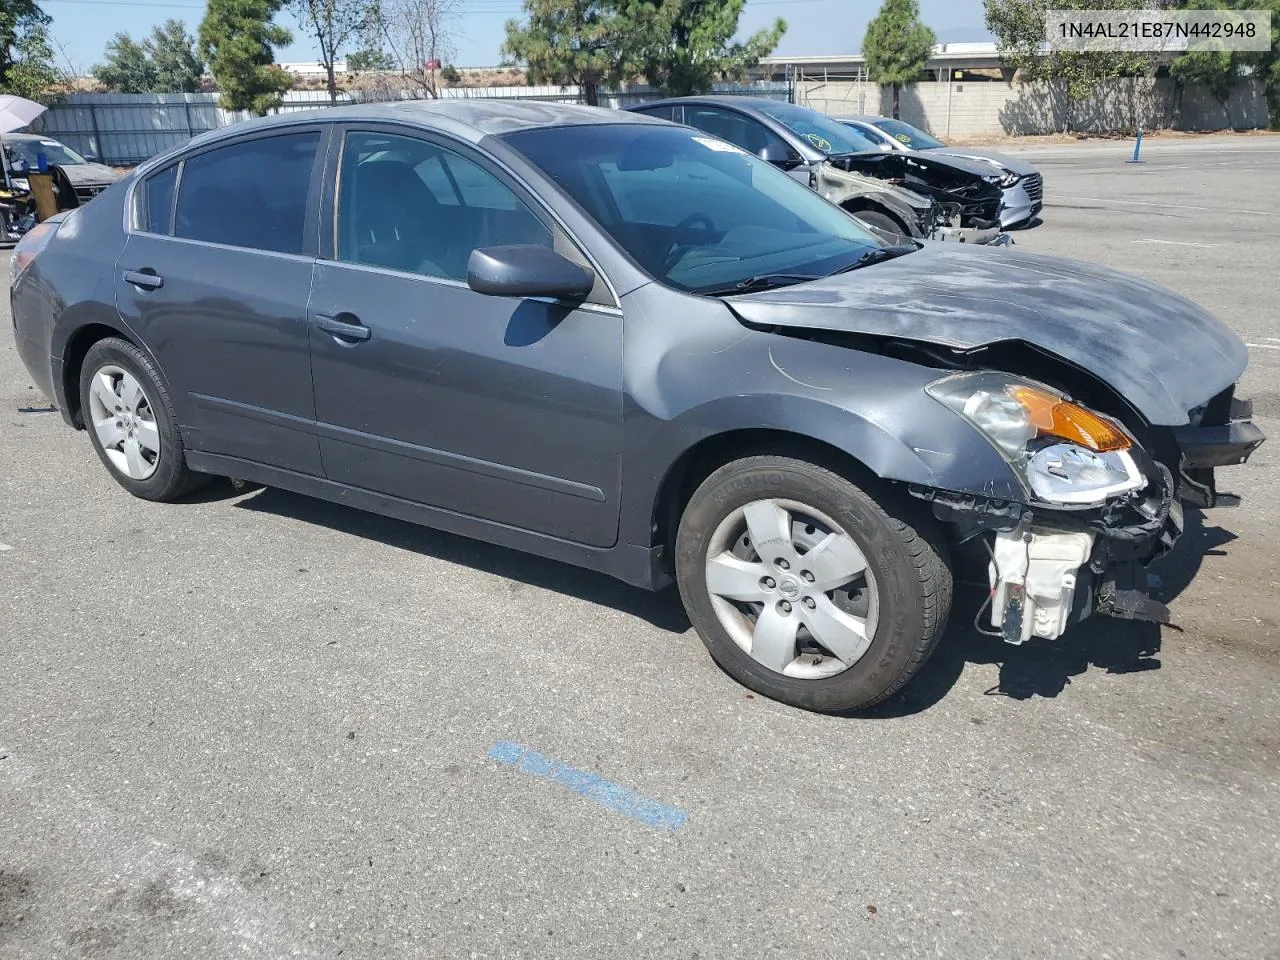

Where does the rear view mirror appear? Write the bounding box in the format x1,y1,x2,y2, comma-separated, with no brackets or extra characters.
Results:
758,142,803,171
467,245,594,301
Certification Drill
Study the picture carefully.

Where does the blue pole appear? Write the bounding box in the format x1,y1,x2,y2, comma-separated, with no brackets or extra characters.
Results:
1129,127,1144,163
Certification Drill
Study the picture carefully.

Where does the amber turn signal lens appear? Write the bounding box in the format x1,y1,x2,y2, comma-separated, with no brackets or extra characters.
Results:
1009,386,1131,453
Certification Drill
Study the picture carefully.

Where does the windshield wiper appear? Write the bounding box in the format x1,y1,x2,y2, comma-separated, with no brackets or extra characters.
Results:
825,243,918,276
699,273,819,297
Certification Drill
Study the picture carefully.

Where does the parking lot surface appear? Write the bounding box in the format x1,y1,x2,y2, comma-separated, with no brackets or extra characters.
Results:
2,134,1279,960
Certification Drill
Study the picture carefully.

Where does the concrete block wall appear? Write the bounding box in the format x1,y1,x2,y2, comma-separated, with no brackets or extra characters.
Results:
797,78,1270,137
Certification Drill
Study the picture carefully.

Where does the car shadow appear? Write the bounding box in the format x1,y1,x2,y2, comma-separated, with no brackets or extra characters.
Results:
859,507,1236,718
224,482,692,634
193,479,1235,715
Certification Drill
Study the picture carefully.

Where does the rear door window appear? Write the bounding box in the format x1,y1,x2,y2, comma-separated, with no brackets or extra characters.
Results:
173,131,320,254
142,163,177,234
631,105,680,123
683,106,787,156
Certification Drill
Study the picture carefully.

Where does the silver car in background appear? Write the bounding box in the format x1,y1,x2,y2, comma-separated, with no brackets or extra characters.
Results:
840,116,1043,228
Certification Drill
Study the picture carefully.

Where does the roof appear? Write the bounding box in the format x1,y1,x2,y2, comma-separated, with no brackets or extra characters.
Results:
2,132,58,142
632,94,787,112
188,99,662,151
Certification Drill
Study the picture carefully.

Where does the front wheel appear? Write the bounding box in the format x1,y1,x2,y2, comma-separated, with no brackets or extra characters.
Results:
675,456,951,712
849,209,909,241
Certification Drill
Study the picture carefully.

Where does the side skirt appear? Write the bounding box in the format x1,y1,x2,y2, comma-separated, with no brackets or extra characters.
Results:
185,451,670,591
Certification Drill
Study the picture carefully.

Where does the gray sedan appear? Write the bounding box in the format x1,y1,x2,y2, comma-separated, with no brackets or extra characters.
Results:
10,101,1261,712
840,116,1044,227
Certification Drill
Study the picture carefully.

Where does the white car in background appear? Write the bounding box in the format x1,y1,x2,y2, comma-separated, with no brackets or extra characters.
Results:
839,116,1043,228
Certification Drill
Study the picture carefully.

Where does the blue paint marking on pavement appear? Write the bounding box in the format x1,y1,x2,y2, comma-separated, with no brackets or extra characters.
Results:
488,741,688,833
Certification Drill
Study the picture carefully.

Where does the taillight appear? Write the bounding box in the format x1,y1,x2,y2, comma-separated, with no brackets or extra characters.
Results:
11,220,59,284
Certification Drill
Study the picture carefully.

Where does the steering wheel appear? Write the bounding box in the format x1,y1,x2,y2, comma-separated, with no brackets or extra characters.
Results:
662,212,717,273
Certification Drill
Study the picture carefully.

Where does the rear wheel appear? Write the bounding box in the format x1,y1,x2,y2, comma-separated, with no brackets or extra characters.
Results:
675,456,951,712
79,337,208,501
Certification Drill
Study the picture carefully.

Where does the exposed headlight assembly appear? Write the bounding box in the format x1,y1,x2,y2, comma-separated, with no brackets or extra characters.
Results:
997,171,1021,188
927,372,1145,506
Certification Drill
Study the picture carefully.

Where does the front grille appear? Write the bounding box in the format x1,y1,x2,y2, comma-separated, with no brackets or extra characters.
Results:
74,185,108,204
1022,173,1043,202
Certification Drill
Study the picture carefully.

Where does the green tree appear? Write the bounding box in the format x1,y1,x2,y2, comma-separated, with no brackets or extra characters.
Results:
440,63,460,82
148,19,204,92
288,0,372,102
502,0,625,106
199,0,293,115
1169,0,1280,130
347,47,395,71
985,0,1155,132
93,21,202,93
862,0,935,119
0,0,59,97
622,0,786,97
94,33,156,93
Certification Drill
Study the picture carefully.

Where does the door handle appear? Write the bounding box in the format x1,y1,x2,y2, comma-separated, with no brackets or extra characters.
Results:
123,269,163,290
314,313,371,342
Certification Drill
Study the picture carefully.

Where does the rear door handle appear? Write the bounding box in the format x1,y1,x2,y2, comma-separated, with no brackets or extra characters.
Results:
123,269,163,290
314,313,371,342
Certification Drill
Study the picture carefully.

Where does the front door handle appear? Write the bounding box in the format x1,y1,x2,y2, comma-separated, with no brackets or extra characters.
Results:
123,269,163,290
314,313,371,343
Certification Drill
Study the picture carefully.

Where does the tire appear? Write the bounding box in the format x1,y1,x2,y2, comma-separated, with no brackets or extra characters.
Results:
78,337,209,501
850,209,909,240
675,456,951,712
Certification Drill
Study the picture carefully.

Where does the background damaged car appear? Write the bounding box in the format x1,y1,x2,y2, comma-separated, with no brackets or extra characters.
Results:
630,95,1006,245
1,133,123,241
839,115,1044,228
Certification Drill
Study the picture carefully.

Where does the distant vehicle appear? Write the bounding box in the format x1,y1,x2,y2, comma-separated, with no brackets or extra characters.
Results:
10,102,1262,712
629,96,1005,245
1,133,123,240
3,133,122,206
839,116,1043,228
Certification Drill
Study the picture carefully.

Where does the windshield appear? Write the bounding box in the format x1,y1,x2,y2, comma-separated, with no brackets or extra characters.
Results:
504,124,892,295
752,101,882,155
869,119,945,150
5,138,87,169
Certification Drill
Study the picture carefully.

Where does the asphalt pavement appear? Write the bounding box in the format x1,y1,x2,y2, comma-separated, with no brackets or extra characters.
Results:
2,134,1278,960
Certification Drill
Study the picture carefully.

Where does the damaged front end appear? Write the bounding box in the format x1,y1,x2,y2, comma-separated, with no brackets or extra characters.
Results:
820,153,1005,245
914,463,1182,643
909,371,1261,643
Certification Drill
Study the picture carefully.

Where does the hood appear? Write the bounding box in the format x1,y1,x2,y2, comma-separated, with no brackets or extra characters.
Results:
56,162,121,186
833,149,998,181
726,244,1247,426
927,147,1039,177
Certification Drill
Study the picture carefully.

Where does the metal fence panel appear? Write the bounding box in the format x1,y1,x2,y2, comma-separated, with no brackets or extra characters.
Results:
28,81,794,166
31,93,224,164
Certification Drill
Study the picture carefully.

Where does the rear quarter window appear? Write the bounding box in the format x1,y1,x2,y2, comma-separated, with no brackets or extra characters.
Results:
141,164,178,234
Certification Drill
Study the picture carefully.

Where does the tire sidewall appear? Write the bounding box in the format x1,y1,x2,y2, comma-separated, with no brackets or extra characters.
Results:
676,460,930,712
79,338,189,501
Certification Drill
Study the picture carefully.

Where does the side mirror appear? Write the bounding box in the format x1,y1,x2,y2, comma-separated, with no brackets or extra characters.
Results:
467,245,594,301
758,142,803,171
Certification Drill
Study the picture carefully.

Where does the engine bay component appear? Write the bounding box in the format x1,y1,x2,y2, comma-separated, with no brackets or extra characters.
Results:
988,528,1095,644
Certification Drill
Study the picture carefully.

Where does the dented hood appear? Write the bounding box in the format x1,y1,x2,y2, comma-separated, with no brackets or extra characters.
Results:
727,243,1248,426
56,161,121,187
